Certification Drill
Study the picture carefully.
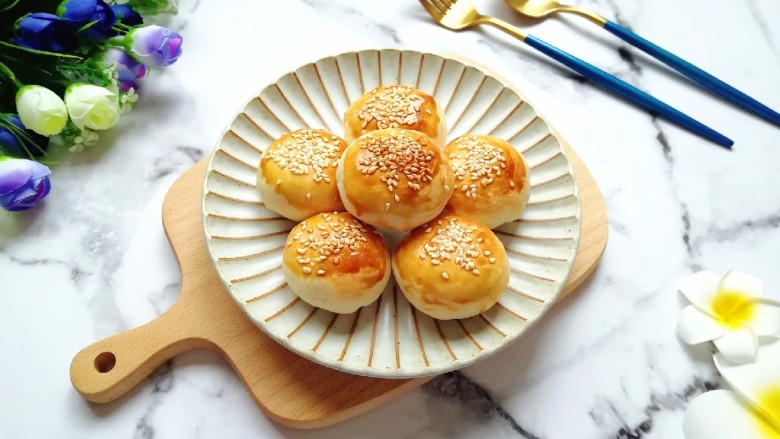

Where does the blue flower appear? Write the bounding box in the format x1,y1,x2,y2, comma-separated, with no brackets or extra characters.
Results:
0,115,49,158
110,4,143,27
56,0,117,40
56,0,98,27
14,13,78,53
0,158,51,212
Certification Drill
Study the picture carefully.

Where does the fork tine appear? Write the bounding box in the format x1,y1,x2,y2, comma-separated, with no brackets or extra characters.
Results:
436,0,455,10
431,0,452,13
418,0,444,19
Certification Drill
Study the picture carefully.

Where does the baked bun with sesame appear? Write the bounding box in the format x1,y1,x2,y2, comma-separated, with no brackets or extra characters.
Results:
344,85,446,147
283,212,391,314
336,128,454,231
257,129,348,221
392,215,509,320
443,134,531,229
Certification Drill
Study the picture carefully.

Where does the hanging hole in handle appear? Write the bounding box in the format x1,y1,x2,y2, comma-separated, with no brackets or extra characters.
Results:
94,352,116,373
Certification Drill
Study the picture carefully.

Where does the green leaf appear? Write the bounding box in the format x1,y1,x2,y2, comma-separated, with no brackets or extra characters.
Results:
0,41,83,60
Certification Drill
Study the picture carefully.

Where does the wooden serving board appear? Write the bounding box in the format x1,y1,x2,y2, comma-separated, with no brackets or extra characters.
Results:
70,141,607,429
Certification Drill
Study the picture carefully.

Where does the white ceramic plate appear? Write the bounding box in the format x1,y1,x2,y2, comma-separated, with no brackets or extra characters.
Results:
202,49,580,378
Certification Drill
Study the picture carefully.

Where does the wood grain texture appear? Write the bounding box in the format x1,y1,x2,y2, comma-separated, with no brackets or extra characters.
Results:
69,134,606,428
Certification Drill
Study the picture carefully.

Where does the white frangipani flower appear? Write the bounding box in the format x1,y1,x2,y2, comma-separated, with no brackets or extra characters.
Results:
677,270,780,363
684,390,780,439
684,339,780,438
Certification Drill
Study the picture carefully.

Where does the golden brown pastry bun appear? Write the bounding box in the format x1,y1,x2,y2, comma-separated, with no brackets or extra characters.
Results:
282,212,390,313
257,129,348,221
343,85,446,147
336,128,454,231
443,134,531,229
393,215,509,320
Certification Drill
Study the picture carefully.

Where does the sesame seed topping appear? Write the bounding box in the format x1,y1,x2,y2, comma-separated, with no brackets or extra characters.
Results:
385,202,391,210
306,192,312,200
509,180,515,188
358,86,425,130
357,130,436,194
276,179,282,186
289,214,370,275
418,217,486,273
442,272,449,280
484,250,491,256
472,269,480,276
394,194,400,203
266,130,343,183
448,135,508,200
489,257,496,264
317,269,326,275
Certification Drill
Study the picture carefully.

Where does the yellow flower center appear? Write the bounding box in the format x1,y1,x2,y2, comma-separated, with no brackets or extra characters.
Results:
711,290,755,328
756,386,780,438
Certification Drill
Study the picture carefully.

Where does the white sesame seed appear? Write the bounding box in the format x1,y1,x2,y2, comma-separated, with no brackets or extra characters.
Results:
472,269,480,276
266,130,342,181
441,272,449,280
385,202,391,210
509,180,515,188
484,250,491,256
306,193,312,200
358,86,424,130
394,194,400,203
303,267,312,274
317,269,326,275
489,258,496,264
276,179,282,186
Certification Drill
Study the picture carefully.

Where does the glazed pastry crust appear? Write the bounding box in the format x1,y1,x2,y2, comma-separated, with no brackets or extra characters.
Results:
443,134,531,229
337,128,454,231
282,212,391,314
343,85,446,148
392,215,509,320
257,129,347,221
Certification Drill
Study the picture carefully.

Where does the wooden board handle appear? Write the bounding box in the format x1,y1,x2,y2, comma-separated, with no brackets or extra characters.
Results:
69,305,210,403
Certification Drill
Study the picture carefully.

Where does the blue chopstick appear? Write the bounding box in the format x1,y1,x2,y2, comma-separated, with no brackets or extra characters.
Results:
523,34,733,148
603,21,780,128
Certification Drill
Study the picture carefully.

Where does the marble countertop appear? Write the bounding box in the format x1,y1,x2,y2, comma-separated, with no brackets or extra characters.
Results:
3,0,780,437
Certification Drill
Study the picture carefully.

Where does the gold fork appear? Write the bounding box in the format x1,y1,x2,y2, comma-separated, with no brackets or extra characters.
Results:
418,0,733,148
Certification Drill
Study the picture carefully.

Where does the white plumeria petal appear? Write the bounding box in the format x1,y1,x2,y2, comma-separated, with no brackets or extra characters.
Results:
713,326,758,364
679,271,721,315
678,305,727,344
683,390,780,439
750,298,780,336
715,338,780,430
719,270,764,299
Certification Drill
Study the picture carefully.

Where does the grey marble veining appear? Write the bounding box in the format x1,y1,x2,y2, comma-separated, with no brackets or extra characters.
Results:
1,0,780,438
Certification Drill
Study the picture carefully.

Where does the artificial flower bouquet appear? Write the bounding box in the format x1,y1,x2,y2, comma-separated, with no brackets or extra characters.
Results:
0,0,182,211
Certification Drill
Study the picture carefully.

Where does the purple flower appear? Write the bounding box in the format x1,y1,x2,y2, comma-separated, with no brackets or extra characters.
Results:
110,4,143,27
0,115,49,158
0,158,51,212
97,47,147,91
124,25,182,67
13,13,78,53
